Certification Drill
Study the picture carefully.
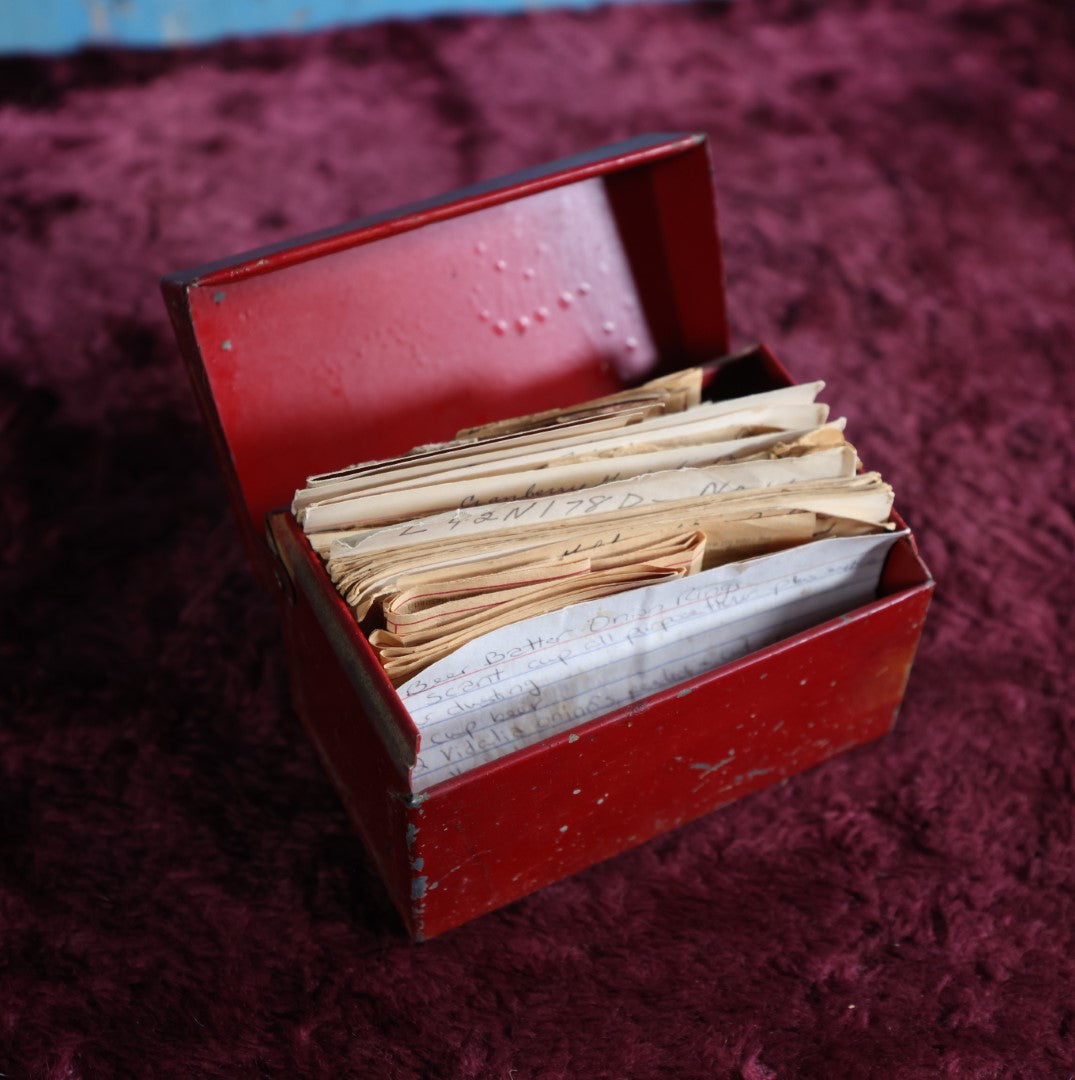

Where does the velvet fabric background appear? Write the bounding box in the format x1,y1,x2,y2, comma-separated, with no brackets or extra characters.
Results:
1,1,1072,1076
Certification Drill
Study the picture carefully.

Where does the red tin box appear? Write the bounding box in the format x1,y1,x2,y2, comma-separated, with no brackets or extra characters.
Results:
162,133,933,940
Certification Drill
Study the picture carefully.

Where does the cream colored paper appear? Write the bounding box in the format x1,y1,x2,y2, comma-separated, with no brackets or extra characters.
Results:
300,402,832,533
326,438,856,559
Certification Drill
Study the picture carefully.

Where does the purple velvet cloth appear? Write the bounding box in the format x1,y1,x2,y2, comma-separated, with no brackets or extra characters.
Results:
2,1,1073,1075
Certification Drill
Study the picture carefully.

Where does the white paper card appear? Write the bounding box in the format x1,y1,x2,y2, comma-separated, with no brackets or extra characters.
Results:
401,530,906,792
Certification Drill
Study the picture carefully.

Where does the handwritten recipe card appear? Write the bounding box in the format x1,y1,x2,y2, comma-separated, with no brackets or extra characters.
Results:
400,531,903,790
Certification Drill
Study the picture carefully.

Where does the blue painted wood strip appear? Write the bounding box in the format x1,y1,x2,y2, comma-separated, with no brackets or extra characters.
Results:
2,0,628,54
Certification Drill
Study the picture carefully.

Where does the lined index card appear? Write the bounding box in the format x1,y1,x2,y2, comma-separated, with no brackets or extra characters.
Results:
402,530,905,791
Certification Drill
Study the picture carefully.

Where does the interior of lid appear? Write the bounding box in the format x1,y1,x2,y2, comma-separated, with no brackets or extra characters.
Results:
178,138,728,542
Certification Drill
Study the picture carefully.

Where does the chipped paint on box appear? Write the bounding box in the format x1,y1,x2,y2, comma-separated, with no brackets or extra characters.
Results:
689,752,736,777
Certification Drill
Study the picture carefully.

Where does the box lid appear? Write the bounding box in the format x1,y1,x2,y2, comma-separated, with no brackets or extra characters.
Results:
162,132,729,570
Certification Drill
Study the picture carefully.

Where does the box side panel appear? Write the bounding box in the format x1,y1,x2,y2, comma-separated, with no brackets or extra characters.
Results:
161,280,276,578
277,569,421,935
270,513,419,771
646,146,730,364
410,583,932,939
603,147,729,370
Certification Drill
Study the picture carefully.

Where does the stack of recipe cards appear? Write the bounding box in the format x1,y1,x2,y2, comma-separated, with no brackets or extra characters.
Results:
292,368,904,791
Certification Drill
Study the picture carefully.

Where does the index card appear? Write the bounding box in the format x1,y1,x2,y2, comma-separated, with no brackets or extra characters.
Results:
400,530,906,792
453,364,706,440
299,402,832,533
328,435,854,559
295,408,652,508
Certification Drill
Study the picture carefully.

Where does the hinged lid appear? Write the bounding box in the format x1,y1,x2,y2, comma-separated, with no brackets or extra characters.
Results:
162,132,729,571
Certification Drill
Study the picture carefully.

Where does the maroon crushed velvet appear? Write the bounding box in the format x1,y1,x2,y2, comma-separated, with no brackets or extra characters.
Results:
1,1,1073,1075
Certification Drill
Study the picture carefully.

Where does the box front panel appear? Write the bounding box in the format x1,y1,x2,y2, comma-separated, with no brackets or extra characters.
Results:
407,574,931,938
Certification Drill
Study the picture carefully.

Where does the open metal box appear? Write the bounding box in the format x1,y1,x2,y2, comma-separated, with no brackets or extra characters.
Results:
162,133,933,939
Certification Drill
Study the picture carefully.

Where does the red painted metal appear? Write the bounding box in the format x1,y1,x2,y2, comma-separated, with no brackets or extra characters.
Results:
162,133,727,576
163,133,933,939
